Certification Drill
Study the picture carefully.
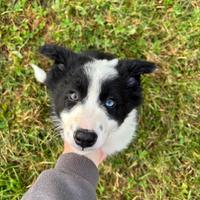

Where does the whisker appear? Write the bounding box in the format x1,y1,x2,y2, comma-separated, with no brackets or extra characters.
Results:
50,109,64,138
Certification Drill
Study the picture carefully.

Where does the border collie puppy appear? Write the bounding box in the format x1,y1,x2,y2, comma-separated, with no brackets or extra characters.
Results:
32,44,156,155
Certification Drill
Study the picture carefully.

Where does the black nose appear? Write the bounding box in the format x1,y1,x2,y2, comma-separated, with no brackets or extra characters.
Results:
74,129,97,148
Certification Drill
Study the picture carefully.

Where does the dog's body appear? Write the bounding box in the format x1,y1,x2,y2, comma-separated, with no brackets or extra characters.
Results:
32,45,156,155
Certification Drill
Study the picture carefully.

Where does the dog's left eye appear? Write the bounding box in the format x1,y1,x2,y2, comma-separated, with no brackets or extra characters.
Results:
105,98,116,108
68,91,79,101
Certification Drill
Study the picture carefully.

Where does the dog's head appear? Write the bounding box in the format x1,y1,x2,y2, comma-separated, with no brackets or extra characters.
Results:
32,44,156,154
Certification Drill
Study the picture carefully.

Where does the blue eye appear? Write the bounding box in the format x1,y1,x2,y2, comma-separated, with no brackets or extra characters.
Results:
105,99,116,108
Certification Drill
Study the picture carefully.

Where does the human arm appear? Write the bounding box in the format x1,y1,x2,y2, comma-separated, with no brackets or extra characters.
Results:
22,143,106,200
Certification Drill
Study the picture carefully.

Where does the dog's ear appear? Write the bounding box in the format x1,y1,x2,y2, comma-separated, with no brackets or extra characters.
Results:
37,44,91,89
117,59,156,87
39,44,78,68
31,45,74,84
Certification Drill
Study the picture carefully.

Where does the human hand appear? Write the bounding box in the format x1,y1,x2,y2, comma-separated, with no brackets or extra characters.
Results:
63,141,107,167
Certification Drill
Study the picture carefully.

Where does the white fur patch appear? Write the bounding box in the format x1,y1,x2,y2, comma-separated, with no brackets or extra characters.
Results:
31,64,47,83
84,59,118,103
60,107,137,155
102,109,137,155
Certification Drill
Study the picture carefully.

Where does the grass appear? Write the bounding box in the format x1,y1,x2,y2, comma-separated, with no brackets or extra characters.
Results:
0,0,200,199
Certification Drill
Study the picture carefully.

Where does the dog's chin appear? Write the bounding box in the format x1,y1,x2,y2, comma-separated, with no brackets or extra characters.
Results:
70,143,97,155
73,147,95,155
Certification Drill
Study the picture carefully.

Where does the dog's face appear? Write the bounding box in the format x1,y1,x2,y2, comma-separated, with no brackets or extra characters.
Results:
32,45,156,154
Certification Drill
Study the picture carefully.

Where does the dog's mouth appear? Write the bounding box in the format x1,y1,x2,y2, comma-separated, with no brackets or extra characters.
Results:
72,142,96,152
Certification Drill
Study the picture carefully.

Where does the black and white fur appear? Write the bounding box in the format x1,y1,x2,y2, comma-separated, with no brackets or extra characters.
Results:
32,44,156,155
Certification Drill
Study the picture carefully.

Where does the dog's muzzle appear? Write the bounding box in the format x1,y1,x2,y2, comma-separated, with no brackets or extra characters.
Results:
74,129,97,149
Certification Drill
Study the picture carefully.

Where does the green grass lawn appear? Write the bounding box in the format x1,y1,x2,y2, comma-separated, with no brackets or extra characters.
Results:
0,0,200,199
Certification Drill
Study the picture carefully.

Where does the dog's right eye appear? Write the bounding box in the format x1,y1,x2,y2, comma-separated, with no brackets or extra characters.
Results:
67,91,79,102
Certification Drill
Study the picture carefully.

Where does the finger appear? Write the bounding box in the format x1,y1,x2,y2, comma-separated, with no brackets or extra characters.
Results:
63,141,76,153
99,149,107,162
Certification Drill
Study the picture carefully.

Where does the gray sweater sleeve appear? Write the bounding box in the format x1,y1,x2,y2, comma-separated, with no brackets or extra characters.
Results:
22,153,99,200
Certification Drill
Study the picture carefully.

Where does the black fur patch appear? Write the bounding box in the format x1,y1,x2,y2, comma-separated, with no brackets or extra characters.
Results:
39,45,91,116
52,66,89,116
99,59,156,124
99,77,142,124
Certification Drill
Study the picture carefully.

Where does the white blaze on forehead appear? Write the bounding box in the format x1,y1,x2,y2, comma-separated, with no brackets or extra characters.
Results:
84,59,118,103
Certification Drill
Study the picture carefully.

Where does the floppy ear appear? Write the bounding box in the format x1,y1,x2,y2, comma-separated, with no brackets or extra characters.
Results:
117,59,156,87
31,45,73,84
39,44,78,67
38,44,91,89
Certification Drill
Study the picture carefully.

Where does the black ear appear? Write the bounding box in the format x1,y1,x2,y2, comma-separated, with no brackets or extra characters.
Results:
39,44,77,67
117,59,156,87
39,45,76,88
119,59,156,74
39,44,91,90
39,44,91,70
